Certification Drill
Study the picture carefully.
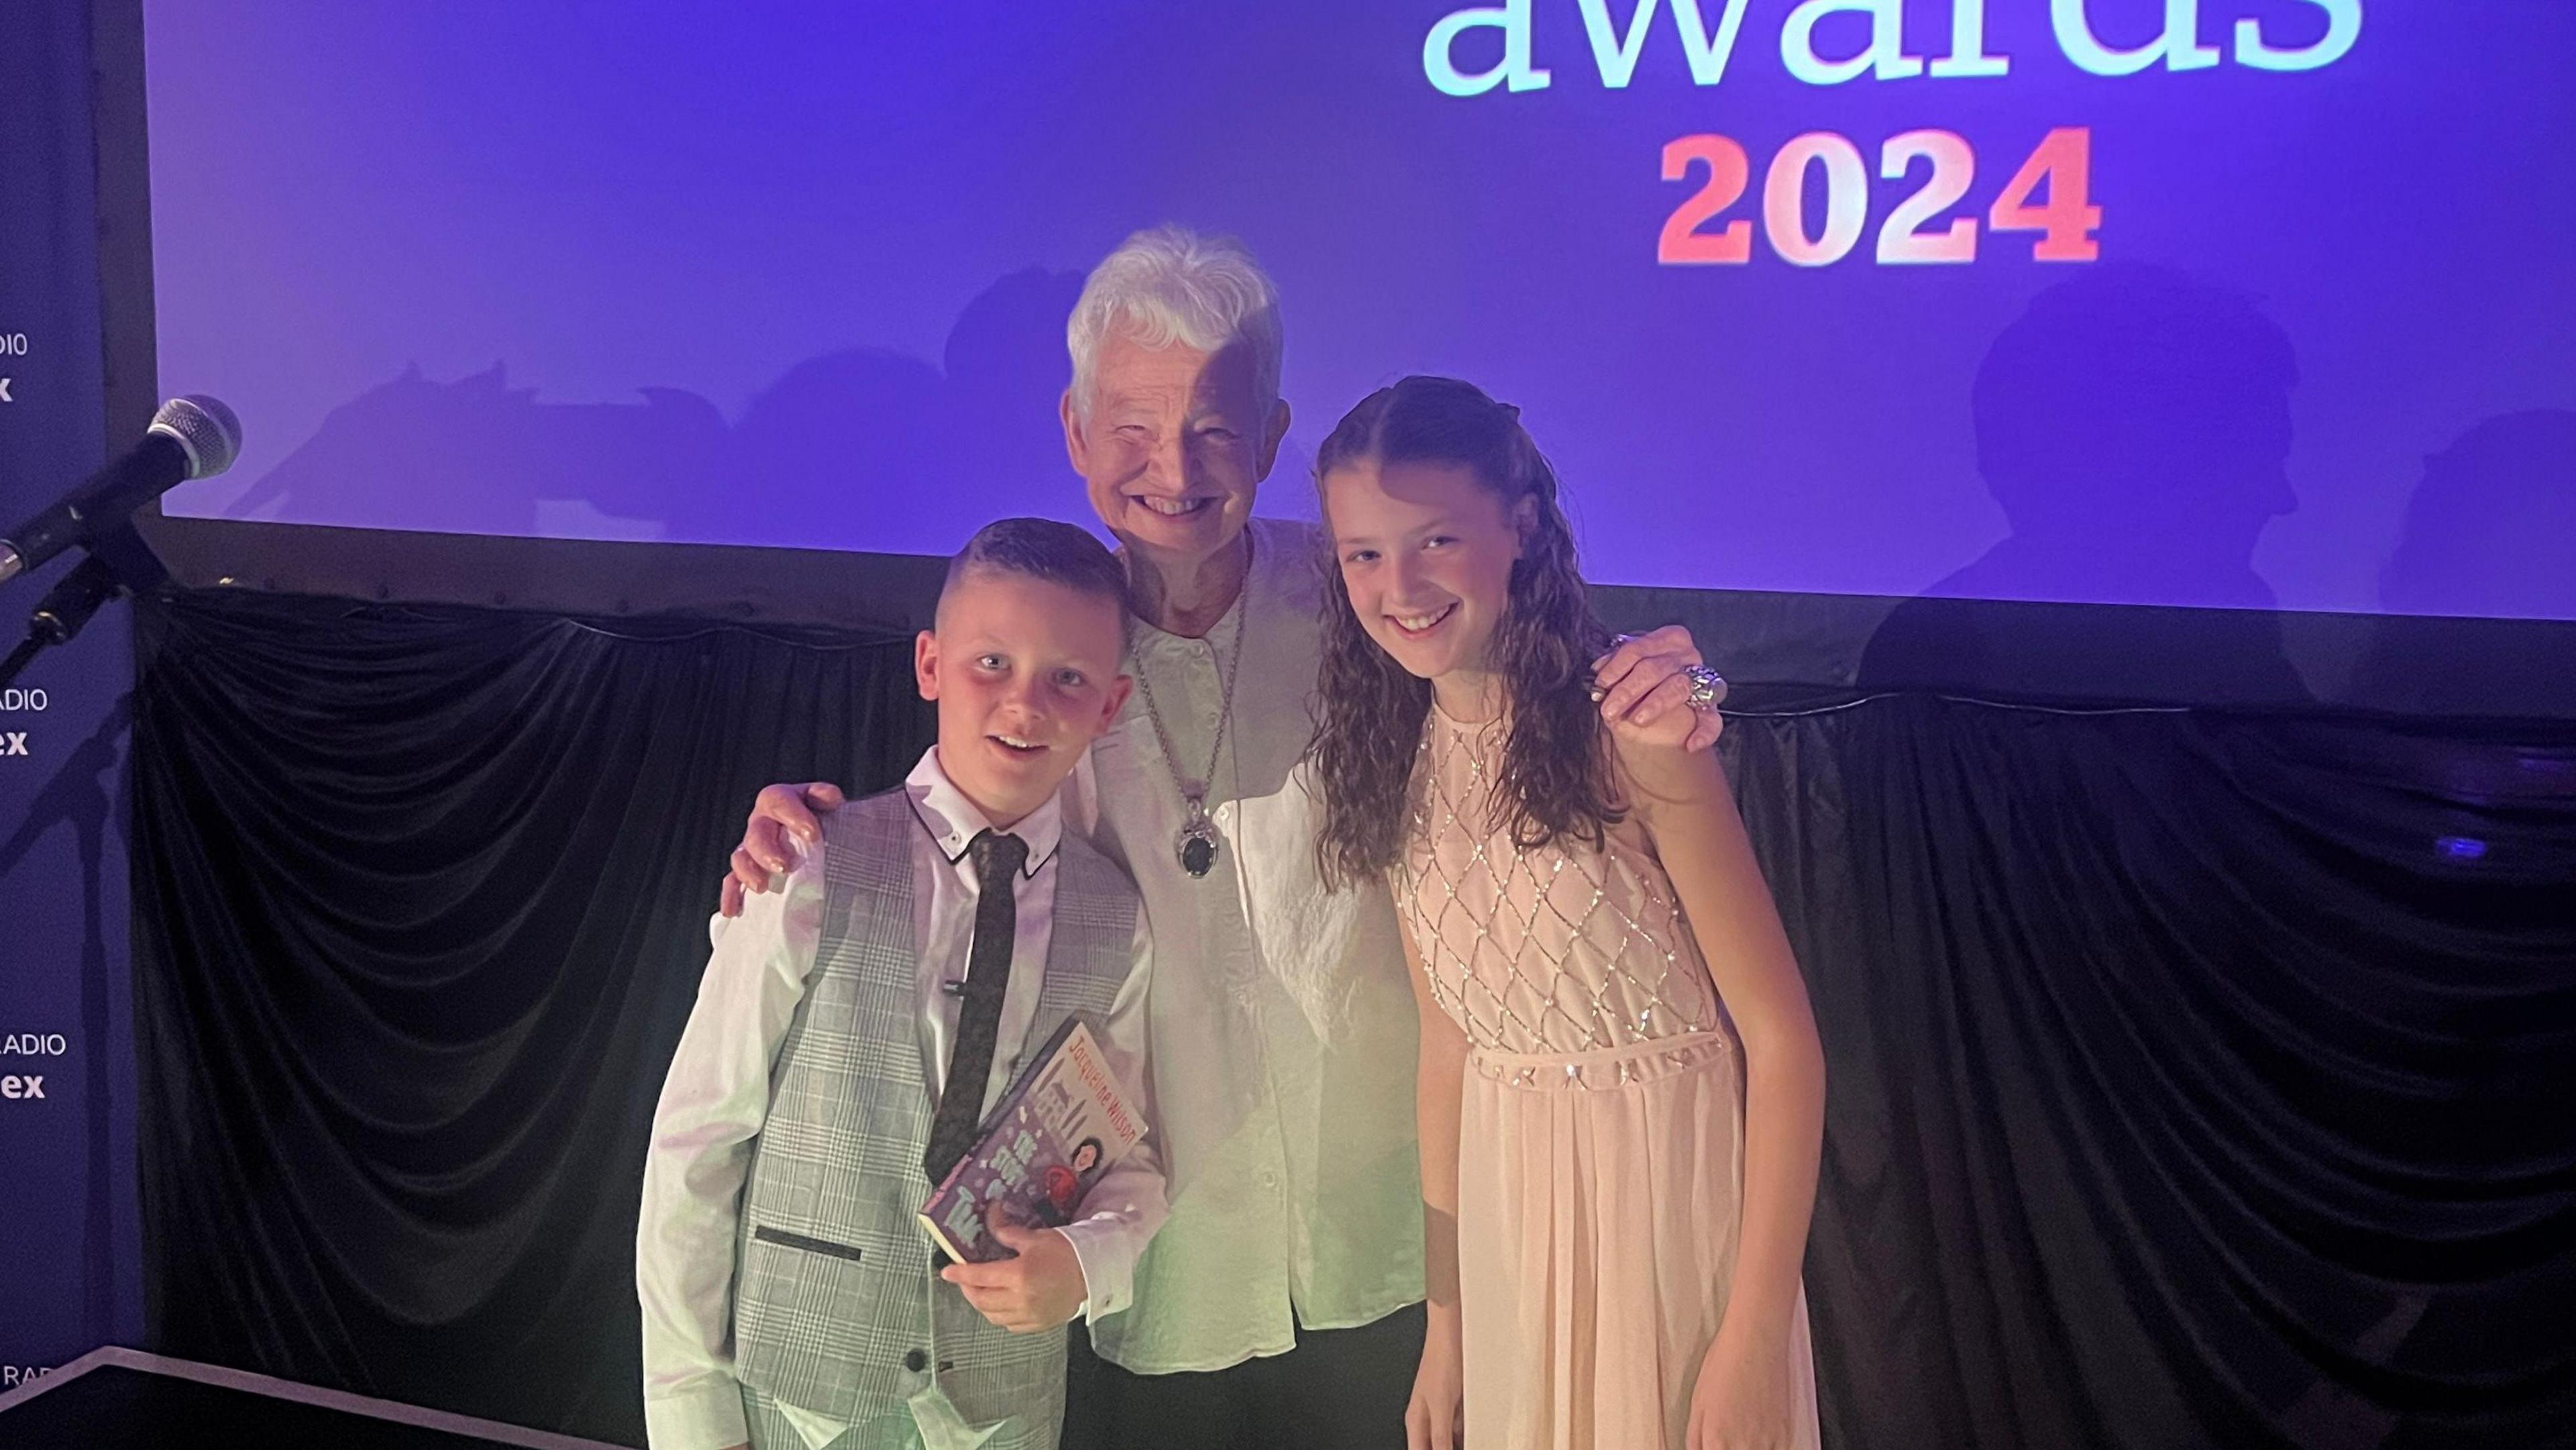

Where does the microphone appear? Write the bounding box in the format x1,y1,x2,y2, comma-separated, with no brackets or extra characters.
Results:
0,395,241,585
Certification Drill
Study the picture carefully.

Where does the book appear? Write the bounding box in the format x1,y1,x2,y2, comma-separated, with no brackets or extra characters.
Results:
917,1014,1145,1264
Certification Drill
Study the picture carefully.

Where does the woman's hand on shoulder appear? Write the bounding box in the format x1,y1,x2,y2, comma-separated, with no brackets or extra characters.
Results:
1591,625,1724,752
718,781,845,917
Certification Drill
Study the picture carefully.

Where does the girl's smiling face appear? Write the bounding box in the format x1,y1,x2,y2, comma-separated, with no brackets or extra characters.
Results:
1323,457,1529,696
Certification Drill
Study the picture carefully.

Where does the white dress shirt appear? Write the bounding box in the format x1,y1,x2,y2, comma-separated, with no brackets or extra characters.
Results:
638,747,1162,1450
1065,516,1426,1376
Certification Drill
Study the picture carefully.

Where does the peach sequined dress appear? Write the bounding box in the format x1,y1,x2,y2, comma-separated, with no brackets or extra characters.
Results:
1394,706,1821,1450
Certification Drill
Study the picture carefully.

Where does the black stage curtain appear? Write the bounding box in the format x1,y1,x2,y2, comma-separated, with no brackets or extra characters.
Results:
129,589,2576,1448
129,590,932,1444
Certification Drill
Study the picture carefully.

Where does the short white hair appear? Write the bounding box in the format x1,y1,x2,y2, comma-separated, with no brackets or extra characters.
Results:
1066,225,1283,422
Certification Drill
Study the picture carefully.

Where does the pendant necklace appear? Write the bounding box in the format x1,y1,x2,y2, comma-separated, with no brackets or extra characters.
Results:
1130,590,1248,880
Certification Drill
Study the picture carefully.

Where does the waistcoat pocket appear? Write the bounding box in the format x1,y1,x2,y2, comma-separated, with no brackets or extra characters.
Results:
751,1224,866,1262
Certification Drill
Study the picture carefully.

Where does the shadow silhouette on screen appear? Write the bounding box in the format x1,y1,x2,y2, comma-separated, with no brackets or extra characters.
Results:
230,267,1094,550
229,366,729,539
1860,264,2310,703
2349,409,2576,713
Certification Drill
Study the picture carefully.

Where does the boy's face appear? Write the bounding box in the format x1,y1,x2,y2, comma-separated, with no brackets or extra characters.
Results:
917,568,1131,828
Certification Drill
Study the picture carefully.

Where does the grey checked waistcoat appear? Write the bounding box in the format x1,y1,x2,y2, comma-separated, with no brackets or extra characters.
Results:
733,787,1140,1450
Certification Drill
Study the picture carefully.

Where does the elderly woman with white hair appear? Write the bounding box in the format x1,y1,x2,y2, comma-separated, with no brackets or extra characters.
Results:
717,225,1725,1449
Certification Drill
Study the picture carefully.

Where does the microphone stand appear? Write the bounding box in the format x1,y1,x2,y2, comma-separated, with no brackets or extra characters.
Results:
0,524,168,691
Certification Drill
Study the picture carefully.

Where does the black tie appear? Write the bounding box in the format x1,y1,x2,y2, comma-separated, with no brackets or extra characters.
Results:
924,829,1028,1184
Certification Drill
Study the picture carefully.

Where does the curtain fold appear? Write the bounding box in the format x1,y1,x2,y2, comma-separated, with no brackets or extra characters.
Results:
129,590,2576,1447
131,591,932,1444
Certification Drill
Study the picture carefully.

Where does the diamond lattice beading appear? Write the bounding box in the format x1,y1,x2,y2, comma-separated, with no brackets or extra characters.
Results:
1396,716,1717,1062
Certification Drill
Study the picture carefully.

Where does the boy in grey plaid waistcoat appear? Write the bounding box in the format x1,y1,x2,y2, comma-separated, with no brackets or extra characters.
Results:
640,519,1164,1450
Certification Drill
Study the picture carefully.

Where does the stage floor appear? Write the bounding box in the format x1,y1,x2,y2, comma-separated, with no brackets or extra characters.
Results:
0,1348,629,1449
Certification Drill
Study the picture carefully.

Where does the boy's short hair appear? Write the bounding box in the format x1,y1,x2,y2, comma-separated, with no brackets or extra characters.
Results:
941,517,1132,623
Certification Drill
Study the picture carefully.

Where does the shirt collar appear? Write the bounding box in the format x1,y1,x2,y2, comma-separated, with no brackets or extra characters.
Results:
904,746,1063,875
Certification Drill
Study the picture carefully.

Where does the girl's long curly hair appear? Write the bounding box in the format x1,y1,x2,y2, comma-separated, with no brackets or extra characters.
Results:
1309,376,1621,890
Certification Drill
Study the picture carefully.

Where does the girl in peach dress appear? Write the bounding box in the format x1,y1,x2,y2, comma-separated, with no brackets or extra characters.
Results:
1309,376,1825,1450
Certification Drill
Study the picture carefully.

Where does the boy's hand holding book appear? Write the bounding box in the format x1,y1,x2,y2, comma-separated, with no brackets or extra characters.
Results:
939,1211,1087,1333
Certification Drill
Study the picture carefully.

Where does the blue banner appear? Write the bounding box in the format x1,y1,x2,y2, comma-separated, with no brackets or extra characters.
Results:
144,3,2576,623
0,0,143,1386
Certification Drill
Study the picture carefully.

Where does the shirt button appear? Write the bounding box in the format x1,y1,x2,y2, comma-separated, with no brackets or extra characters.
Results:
904,1349,928,1373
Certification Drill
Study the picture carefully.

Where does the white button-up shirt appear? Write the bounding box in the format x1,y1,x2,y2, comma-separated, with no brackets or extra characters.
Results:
1067,516,1426,1375
638,748,1162,1450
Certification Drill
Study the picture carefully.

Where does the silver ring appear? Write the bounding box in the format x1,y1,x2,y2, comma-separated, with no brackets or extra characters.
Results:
1683,665,1727,711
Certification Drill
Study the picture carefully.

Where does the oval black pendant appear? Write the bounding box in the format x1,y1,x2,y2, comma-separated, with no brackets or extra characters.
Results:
1181,834,1217,878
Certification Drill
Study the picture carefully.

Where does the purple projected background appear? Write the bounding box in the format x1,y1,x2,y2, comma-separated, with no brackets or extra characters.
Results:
146,2,2576,621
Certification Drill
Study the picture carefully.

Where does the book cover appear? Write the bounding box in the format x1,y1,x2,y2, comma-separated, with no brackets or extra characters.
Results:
917,1014,1145,1263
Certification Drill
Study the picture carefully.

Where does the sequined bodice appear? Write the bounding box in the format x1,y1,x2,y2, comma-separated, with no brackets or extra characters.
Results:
1394,708,1719,1055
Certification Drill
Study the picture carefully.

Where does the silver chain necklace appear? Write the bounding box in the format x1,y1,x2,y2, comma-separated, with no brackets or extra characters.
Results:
1129,596,1248,880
